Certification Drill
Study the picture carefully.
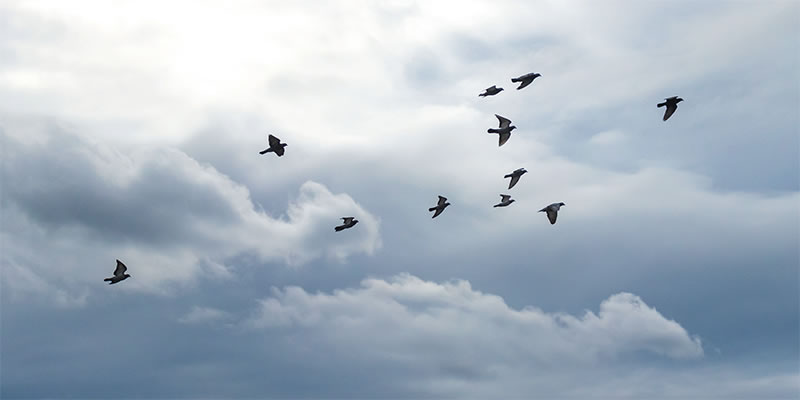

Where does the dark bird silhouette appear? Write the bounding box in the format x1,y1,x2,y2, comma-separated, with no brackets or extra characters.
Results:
493,194,515,208
511,72,541,90
487,114,516,147
657,96,683,121
428,196,450,219
539,202,565,225
335,217,359,232
104,259,131,284
259,134,287,156
504,168,528,189
479,85,504,97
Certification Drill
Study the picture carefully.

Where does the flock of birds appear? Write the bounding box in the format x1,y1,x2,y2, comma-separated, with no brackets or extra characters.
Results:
104,72,684,285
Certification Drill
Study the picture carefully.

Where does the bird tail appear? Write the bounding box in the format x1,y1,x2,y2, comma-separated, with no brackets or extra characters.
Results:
657,102,666,108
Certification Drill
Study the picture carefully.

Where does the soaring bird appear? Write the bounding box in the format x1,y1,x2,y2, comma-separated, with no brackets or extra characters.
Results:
539,202,565,225
493,194,515,208
259,134,287,157
479,85,504,97
104,259,131,284
511,72,541,90
487,114,516,147
335,217,359,232
429,196,450,219
657,96,683,121
504,168,528,189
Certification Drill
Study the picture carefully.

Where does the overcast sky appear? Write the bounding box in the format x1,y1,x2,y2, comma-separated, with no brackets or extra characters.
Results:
1,1,798,399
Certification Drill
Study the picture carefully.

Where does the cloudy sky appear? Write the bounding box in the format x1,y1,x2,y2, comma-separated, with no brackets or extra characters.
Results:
1,1,798,398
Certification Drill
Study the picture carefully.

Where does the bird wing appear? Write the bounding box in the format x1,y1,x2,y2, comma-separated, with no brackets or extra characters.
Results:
495,114,511,129
486,85,497,91
516,79,533,90
665,96,679,101
498,132,511,147
114,259,127,276
274,145,285,156
268,134,281,147
341,217,354,224
437,196,447,206
546,209,558,225
508,174,521,189
500,194,511,202
431,207,445,218
663,104,677,121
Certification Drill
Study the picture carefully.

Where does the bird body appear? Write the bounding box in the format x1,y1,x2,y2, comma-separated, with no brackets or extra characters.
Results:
335,217,359,232
539,202,565,225
479,85,503,97
493,194,515,208
504,168,528,189
429,196,450,218
104,259,131,284
487,114,517,146
511,72,541,90
259,134,287,156
657,96,683,121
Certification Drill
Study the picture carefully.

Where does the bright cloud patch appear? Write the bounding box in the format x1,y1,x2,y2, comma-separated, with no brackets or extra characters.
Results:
248,273,703,366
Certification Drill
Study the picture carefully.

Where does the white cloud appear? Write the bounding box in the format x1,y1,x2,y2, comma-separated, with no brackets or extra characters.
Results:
247,273,703,362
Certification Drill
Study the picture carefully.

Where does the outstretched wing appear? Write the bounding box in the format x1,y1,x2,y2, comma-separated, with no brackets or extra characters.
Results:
546,209,558,225
508,174,521,189
500,194,512,202
662,104,677,121
437,196,447,206
498,132,511,147
341,217,354,224
431,207,445,218
268,134,281,147
274,145,285,156
114,259,127,276
495,114,511,129
516,78,533,90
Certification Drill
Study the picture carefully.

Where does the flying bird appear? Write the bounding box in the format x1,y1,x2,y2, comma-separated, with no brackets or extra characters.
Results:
104,259,131,285
657,96,684,121
429,196,450,219
487,114,517,147
504,168,528,189
511,72,541,90
539,202,565,225
479,85,503,97
493,194,515,208
335,217,359,232
259,134,287,157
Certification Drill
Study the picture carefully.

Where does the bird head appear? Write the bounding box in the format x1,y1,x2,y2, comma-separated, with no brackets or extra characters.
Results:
534,73,541,78
509,199,516,204
559,202,566,207
510,126,517,131
676,98,684,103
498,87,504,92
124,273,131,278
353,219,359,224
520,168,528,174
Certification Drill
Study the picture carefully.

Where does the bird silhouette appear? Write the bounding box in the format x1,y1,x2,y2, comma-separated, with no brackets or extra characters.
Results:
511,72,541,90
479,85,504,97
657,96,683,121
487,114,517,147
429,196,451,218
259,134,287,156
493,194,515,207
504,168,528,189
104,259,131,284
335,217,359,232
539,202,565,225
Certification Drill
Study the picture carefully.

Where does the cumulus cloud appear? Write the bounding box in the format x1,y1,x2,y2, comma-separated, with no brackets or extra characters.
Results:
247,273,703,365
178,306,230,324
0,122,381,301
